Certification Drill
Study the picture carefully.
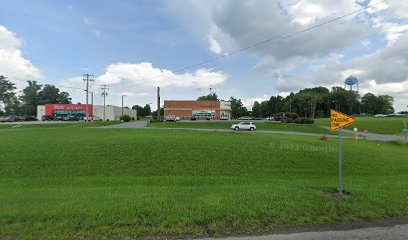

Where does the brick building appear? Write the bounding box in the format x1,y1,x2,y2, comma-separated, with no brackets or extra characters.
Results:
164,100,232,120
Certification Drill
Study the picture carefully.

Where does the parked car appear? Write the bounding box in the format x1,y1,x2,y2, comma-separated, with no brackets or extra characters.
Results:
231,122,256,131
267,117,275,121
22,116,37,121
191,116,197,121
0,116,11,122
175,117,180,121
387,113,403,117
373,114,387,118
238,116,250,120
220,116,229,120
84,116,101,121
165,115,176,122
7,116,24,122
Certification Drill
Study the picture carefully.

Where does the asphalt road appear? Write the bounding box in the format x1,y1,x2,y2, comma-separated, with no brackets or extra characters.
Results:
100,121,148,128
201,224,408,240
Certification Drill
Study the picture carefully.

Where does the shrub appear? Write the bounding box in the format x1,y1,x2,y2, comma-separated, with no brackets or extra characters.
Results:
294,117,314,124
120,115,131,122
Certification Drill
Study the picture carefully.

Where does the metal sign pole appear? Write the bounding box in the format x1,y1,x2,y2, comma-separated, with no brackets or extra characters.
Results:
338,129,342,195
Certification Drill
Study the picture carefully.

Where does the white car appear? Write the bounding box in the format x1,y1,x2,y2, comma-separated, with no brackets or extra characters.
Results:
231,122,256,131
373,114,387,118
220,116,229,120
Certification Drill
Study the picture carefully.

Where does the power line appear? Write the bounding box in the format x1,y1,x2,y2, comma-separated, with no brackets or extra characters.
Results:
104,0,386,88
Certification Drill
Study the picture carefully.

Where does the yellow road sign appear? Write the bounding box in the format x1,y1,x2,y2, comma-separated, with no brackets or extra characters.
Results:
330,109,356,132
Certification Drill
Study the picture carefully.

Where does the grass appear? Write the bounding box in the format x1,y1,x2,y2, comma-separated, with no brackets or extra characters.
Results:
314,117,408,135
149,121,336,135
1,127,407,239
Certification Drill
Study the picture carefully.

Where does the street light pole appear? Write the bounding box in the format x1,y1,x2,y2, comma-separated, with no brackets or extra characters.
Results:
121,95,126,120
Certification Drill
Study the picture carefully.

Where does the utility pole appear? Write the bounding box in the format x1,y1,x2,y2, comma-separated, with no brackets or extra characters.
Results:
209,85,213,120
101,85,109,121
121,95,126,121
157,87,160,120
90,91,94,121
83,74,94,123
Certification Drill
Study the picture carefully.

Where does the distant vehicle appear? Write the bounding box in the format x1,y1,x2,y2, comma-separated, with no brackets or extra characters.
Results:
7,116,23,122
238,116,250,120
22,116,37,121
191,116,197,121
62,115,80,121
165,115,176,122
387,113,403,117
175,117,180,121
273,116,288,122
84,116,101,121
0,116,11,122
373,114,387,118
231,122,256,131
267,117,275,121
220,116,229,120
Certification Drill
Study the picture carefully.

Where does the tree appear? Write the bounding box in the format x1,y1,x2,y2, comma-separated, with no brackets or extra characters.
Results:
151,107,164,118
38,84,72,105
0,76,17,116
21,81,42,116
229,96,248,119
132,105,144,116
143,104,151,116
251,101,261,117
197,92,219,101
362,93,394,114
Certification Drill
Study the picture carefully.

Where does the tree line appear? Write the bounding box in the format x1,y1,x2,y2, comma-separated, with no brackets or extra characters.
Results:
251,86,394,118
0,76,72,116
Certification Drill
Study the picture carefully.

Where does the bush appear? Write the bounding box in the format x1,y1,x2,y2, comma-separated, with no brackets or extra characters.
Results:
120,115,131,122
294,117,314,124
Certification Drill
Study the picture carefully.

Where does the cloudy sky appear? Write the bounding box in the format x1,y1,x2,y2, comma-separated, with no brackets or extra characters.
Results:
1,0,407,111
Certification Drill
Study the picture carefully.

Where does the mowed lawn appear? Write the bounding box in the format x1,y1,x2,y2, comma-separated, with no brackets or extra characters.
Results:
314,117,408,135
149,121,337,135
1,127,407,239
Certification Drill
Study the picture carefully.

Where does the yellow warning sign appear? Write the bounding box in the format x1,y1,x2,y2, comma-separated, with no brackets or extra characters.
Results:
330,109,356,132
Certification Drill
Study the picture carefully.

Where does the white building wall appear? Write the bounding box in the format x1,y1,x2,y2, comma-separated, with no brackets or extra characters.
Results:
93,105,137,121
37,105,45,120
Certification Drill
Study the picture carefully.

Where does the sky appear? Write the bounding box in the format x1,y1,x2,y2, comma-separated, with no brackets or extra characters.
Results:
0,0,407,111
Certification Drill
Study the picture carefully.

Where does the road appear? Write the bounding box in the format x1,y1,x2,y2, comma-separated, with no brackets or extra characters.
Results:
100,121,405,142
201,224,408,240
99,121,148,128
320,126,405,142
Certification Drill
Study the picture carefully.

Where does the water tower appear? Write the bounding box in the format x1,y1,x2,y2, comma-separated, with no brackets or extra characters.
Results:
344,75,359,92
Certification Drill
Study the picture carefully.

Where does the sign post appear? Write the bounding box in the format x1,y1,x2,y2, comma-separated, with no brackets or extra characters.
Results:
330,110,356,195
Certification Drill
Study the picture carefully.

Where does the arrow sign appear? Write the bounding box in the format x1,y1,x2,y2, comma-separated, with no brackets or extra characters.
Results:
330,110,356,132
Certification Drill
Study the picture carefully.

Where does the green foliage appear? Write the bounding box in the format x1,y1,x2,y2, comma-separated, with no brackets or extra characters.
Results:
197,92,218,101
1,128,407,238
37,84,72,105
229,96,248,118
120,114,131,122
361,93,394,114
0,75,17,116
250,86,394,119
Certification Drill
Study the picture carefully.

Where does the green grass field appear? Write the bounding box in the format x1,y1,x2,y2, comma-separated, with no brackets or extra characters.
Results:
149,121,337,135
314,117,408,135
1,126,407,239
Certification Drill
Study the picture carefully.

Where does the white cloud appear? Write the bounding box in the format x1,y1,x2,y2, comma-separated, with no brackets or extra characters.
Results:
96,62,227,88
0,25,42,87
